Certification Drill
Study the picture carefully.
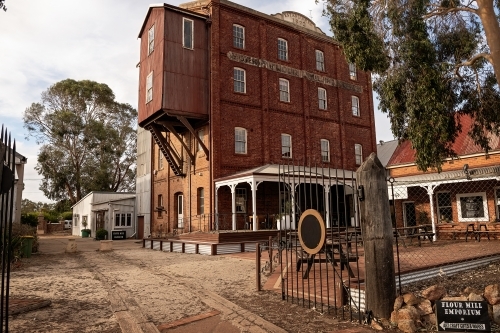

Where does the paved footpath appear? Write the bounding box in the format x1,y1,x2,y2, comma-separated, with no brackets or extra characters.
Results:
37,235,287,333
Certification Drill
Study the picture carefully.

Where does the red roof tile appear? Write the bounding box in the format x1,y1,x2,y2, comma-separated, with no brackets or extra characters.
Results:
387,115,500,166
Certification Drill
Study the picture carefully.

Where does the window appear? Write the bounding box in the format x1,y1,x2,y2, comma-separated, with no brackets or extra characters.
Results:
321,139,330,162
236,188,246,213
126,213,132,227
197,129,204,152
115,214,120,227
436,191,452,223
355,143,363,165
148,25,154,54
233,24,245,49
146,71,153,103
235,127,247,154
352,96,360,116
115,213,128,227
349,63,357,80
82,216,87,228
158,148,163,169
279,78,289,102
318,88,327,110
198,187,204,214
183,18,193,49
233,67,246,93
316,50,325,71
282,134,292,158
74,216,79,227
495,187,500,220
157,194,163,217
278,38,288,61
456,192,489,222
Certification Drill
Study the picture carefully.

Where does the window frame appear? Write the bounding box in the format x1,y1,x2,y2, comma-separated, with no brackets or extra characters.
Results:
279,78,290,102
148,25,155,55
233,67,246,93
198,187,204,215
281,133,292,158
235,127,247,154
495,187,500,221
318,87,327,110
146,71,153,103
349,63,357,80
197,129,204,152
351,95,360,116
183,18,194,49
235,188,247,213
436,191,453,223
278,38,288,61
321,139,330,162
233,24,245,49
158,147,163,169
157,194,163,217
456,192,489,222
354,143,363,165
316,50,325,71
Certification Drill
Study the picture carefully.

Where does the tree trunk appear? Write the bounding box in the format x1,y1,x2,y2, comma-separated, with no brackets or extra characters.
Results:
476,0,500,85
356,153,396,319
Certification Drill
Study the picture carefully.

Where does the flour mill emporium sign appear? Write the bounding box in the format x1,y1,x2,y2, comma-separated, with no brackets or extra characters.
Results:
436,300,490,332
227,51,363,94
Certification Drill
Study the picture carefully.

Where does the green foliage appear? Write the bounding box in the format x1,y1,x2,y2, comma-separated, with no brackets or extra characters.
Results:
11,223,39,254
324,0,500,171
23,79,137,204
43,211,59,223
21,198,55,215
61,211,73,220
21,213,39,227
95,228,108,240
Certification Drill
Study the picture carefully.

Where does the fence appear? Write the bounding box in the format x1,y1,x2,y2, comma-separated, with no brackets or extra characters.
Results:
389,174,500,291
257,161,364,322
0,125,16,332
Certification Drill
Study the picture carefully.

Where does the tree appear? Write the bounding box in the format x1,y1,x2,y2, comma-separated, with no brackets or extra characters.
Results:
24,79,137,205
324,0,500,170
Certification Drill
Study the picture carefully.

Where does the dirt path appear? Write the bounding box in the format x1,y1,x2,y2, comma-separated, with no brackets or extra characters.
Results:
8,238,287,333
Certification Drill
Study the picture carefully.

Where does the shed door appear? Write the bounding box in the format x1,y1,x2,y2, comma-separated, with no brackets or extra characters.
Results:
403,202,417,228
138,216,144,239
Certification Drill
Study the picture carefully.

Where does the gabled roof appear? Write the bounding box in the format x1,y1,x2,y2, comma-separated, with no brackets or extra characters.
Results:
387,115,500,167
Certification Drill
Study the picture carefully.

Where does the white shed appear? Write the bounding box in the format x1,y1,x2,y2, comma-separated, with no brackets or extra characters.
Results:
71,192,136,239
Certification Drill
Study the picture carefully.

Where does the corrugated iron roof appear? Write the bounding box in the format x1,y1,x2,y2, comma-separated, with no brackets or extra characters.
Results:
387,115,500,166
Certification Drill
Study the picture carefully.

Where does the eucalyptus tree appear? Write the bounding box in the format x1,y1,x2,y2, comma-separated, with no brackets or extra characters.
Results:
24,79,137,204
324,0,500,170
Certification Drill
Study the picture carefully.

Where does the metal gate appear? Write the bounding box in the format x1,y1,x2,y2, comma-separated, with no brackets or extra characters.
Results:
0,125,16,332
275,161,363,322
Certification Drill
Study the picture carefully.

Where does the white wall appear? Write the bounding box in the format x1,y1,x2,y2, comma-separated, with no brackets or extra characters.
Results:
136,127,151,237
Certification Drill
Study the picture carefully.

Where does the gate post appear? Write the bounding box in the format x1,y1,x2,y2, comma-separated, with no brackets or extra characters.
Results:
356,153,395,319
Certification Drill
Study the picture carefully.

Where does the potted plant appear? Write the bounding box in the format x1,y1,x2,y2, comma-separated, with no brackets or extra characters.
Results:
95,228,108,240
277,201,294,230
81,220,91,238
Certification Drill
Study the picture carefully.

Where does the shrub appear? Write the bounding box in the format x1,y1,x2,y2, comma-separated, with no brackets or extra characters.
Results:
96,228,108,240
9,223,38,255
61,211,73,220
43,212,58,223
21,213,38,227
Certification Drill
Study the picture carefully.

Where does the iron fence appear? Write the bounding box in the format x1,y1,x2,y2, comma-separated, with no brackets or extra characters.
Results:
0,125,16,332
269,160,364,322
388,173,500,292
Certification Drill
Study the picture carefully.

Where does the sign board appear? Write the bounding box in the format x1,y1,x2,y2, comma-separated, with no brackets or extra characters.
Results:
111,230,126,240
436,300,490,332
298,209,325,255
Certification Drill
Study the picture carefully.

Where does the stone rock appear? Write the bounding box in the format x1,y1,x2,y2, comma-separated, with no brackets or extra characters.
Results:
422,285,446,301
468,293,484,302
493,304,500,325
422,313,437,326
398,305,420,321
398,319,417,333
371,320,384,330
390,310,399,324
394,295,404,311
403,293,419,306
379,317,392,329
442,296,467,301
417,299,433,315
484,284,500,305
463,286,482,296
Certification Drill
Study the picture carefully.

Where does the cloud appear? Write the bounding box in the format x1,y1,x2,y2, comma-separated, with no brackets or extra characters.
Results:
0,0,393,203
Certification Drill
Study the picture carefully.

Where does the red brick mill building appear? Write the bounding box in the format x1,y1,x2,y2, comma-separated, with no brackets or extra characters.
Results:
137,0,377,236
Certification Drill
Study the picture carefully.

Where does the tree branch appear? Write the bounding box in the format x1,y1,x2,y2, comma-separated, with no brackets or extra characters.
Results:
423,5,478,19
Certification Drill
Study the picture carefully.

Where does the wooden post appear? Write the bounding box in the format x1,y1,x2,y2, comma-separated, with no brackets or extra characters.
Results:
256,243,261,291
356,152,396,319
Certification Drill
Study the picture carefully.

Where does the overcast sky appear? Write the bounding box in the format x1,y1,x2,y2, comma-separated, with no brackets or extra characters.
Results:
0,0,393,203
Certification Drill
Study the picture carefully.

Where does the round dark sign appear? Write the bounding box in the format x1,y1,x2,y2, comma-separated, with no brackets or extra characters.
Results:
298,209,326,255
